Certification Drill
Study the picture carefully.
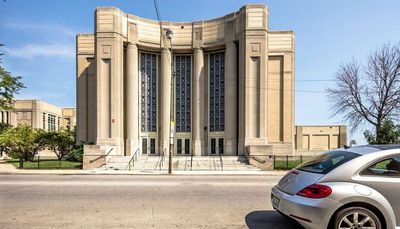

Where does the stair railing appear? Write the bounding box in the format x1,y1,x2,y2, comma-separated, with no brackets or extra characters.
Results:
244,147,267,164
157,148,166,170
190,151,193,171
219,153,223,171
128,148,140,170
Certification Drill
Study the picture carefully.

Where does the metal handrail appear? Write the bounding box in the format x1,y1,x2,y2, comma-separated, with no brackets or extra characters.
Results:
219,154,223,171
84,147,114,163
158,148,166,170
128,148,140,170
190,151,193,171
244,148,267,164
106,148,114,156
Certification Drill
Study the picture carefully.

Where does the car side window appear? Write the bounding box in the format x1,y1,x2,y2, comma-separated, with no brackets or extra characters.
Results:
362,156,400,177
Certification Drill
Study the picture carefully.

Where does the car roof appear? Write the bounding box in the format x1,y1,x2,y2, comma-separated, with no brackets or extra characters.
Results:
344,144,400,155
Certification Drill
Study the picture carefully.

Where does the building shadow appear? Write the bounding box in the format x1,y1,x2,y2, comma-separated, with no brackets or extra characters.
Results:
245,210,304,229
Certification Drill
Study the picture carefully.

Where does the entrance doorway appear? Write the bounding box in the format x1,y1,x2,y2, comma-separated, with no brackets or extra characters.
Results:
210,138,224,155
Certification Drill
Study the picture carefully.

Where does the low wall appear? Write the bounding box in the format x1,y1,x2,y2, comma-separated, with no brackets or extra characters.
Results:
245,144,295,170
83,145,106,170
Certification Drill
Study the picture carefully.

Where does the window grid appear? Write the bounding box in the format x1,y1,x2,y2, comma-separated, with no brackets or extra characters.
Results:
209,52,225,132
140,53,157,132
48,114,56,132
175,55,192,133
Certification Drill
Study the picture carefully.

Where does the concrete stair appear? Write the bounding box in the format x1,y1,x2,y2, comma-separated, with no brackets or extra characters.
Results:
95,155,261,172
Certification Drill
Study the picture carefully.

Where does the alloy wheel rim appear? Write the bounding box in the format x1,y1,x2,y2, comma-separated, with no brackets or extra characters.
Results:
338,211,377,229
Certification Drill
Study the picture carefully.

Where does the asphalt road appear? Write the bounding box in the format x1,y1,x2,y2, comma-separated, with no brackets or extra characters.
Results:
0,175,302,229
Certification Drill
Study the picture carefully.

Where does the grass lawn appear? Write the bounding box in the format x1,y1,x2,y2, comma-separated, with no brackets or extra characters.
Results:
274,160,303,170
6,158,82,170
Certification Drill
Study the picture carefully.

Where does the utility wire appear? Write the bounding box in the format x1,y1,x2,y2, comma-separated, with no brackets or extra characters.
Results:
153,0,173,67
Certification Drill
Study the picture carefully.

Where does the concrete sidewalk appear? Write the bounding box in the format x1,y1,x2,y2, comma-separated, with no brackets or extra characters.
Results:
0,161,287,176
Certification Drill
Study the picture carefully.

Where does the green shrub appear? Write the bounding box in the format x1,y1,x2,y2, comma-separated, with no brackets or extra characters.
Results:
65,144,83,162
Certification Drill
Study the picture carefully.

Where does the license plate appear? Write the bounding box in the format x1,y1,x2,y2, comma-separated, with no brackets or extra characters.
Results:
272,194,280,209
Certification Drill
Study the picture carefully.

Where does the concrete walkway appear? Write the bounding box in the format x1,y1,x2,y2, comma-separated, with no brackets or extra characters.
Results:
0,160,288,176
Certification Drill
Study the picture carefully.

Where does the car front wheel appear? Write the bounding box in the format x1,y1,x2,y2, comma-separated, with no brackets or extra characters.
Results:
334,207,381,229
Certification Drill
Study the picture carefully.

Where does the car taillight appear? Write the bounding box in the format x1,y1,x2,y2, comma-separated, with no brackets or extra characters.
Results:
296,184,332,199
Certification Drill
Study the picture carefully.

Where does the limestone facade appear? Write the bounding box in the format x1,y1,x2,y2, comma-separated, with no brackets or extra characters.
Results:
1,99,76,131
76,4,297,157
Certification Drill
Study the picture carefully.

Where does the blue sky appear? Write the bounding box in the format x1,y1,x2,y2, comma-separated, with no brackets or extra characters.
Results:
1,0,400,144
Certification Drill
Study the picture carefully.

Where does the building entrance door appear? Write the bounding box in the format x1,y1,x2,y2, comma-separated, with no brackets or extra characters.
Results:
176,138,191,155
210,138,224,155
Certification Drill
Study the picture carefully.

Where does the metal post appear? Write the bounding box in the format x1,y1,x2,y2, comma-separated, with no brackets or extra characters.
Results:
286,155,289,169
167,29,174,175
300,155,303,164
19,157,23,169
38,155,40,168
273,155,276,169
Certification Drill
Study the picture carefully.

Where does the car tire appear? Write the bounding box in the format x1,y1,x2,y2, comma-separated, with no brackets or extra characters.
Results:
333,206,381,229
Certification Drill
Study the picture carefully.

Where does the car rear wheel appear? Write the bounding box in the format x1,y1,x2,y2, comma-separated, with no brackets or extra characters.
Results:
334,207,381,229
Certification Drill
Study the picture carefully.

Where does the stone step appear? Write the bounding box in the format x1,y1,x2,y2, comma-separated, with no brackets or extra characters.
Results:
98,155,258,171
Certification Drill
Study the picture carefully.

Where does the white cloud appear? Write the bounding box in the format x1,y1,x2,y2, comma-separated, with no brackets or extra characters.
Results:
4,44,74,59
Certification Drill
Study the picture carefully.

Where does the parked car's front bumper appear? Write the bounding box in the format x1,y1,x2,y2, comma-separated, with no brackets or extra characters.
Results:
271,185,342,229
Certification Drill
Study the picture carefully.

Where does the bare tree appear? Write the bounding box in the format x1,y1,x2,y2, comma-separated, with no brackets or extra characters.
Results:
327,43,400,142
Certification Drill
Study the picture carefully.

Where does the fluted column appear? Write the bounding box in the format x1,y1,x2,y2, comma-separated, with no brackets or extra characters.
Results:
193,48,205,156
125,43,139,156
97,58,111,140
225,42,238,155
160,48,171,155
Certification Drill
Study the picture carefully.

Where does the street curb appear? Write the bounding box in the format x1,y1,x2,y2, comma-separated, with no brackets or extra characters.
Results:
0,170,288,176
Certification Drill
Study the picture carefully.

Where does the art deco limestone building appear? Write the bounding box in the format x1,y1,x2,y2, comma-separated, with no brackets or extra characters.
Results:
76,4,296,157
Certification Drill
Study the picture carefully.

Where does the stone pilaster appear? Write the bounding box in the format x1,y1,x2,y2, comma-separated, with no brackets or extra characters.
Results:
95,7,125,155
295,126,303,150
192,48,205,156
76,34,95,144
339,125,347,147
225,42,238,155
125,43,139,156
238,4,269,155
160,48,172,155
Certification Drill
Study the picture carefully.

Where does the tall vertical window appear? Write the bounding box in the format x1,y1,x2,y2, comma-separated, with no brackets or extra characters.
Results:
142,138,148,154
218,138,224,155
209,52,225,132
140,52,157,132
184,139,190,155
43,113,46,130
48,114,56,131
150,138,156,155
211,138,216,155
175,55,192,133
177,139,182,155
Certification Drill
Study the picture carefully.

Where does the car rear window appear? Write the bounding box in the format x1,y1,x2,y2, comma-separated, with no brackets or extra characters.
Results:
296,151,360,174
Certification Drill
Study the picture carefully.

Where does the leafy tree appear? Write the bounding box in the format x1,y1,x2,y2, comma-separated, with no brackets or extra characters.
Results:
44,128,76,167
364,119,400,144
0,125,47,162
0,44,25,110
0,122,11,157
327,43,400,143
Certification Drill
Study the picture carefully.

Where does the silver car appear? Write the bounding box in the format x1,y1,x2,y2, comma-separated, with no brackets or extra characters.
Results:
271,145,400,229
